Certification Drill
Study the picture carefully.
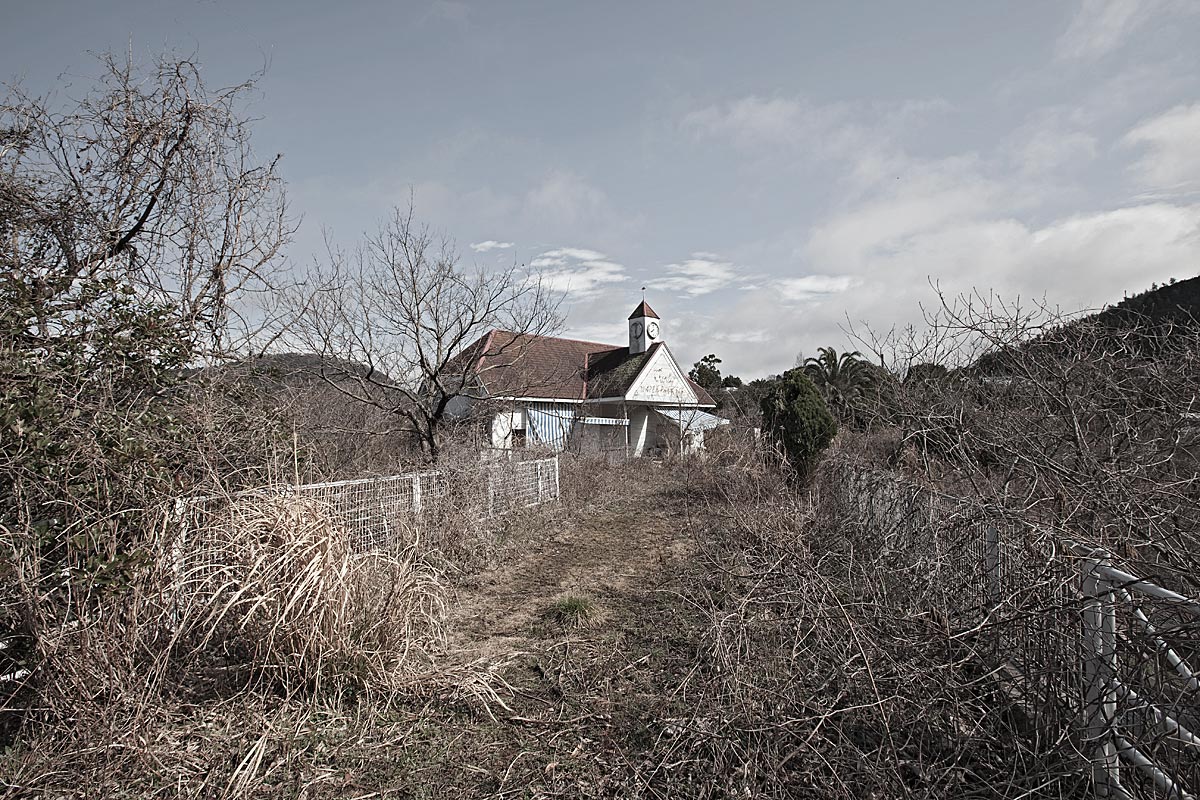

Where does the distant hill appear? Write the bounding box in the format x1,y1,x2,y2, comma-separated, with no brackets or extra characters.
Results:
184,353,420,475
193,352,400,392
971,274,1199,375
1094,275,1200,328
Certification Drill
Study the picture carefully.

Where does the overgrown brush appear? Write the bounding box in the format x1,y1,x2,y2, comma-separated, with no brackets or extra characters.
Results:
559,451,654,509
1,456,551,797
624,447,1081,799
0,50,577,797
170,491,447,695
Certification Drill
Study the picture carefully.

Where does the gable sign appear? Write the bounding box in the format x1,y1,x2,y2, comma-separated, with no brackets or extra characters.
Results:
625,346,698,404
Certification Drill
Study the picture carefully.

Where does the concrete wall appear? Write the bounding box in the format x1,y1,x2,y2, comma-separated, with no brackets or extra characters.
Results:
573,420,627,454
486,403,707,457
625,346,695,405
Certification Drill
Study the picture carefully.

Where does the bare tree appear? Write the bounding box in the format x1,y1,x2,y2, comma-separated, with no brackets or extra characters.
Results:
284,206,562,463
1,52,292,532
850,288,1200,583
1,52,293,739
2,53,291,357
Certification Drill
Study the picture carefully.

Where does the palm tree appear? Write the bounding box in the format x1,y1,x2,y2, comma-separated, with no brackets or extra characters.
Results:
802,347,873,420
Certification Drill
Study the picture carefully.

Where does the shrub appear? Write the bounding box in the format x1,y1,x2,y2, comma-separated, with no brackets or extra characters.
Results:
760,368,837,476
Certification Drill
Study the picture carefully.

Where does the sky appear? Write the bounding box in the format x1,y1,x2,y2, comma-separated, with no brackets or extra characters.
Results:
4,0,1200,379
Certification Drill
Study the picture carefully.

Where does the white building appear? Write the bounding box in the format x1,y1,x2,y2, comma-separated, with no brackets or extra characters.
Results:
448,301,727,457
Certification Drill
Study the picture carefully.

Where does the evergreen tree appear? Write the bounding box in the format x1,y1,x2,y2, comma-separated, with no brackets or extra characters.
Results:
760,368,837,476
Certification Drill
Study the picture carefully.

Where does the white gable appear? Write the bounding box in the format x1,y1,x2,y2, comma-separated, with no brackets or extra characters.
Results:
625,345,700,404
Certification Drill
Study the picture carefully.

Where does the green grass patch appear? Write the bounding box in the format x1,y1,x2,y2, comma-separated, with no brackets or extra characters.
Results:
546,595,596,629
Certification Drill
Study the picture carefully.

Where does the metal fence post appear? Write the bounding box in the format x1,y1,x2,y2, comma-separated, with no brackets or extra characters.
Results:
984,524,1001,609
1082,555,1122,798
412,475,422,515
170,498,188,630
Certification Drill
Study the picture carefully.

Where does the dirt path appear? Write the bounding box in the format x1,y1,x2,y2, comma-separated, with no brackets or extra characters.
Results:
403,476,711,795
443,479,697,662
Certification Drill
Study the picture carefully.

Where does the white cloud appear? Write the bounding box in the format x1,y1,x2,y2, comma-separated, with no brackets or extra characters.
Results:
682,95,849,151
647,255,739,297
362,173,641,265
561,321,627,346
1055,0,1154,61
695,189,1199,379
1010,124,1099,175
774,275,862,303
806,160,1003,270
717,329,771,344
807,160,1199,306
1054,0,1198,60
531,247,628,300
667,80,1200,379
537,247,606,262
681,95,946,181
808,199,1197,336
512,171,645,249
1124,103,1200,192
524,171,611,227
470,239,514,252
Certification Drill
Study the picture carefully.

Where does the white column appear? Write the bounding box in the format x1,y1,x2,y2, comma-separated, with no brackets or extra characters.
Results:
1082,556,1121,798
629,407,651,457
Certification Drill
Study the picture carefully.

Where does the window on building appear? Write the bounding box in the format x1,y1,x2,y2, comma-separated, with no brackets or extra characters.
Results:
512,427,527,448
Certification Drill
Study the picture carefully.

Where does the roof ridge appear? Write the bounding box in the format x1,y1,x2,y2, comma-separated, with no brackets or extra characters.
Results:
491,329,621,349
581,350,590,401
618,341,661,398
629,342,710,406
473,329,496,375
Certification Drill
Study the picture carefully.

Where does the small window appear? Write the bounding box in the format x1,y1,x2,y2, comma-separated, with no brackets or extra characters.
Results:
512,428,527,448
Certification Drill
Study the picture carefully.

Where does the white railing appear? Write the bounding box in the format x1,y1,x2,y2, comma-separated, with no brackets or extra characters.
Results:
177,455,560,554
485,456,561,517
1076,549,1200,800
828,459,1200,799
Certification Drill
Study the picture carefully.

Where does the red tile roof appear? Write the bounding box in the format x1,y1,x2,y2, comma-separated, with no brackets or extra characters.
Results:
685,375,717,407
451,330,715,406
451,330,616,401
627,300,660,320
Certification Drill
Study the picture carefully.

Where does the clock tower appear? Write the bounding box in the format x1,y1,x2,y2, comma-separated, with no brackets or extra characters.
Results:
628,300,661,355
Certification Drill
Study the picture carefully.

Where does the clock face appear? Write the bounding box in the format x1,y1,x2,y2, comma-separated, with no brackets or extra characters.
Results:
647,321,660,339
631,321,644,338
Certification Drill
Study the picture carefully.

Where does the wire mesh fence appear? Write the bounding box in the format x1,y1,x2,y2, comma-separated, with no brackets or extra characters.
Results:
484,456,560,516
825,457,1200,798
175,456,560,562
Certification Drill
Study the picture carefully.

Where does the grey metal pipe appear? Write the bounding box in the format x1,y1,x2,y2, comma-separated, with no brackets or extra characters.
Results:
1113,678,1200,751
1114,734,1195,800
1117,588,1200,693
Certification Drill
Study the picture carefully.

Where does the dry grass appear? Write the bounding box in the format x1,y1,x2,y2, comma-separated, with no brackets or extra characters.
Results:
3,438,1121,798
0,453,561,798
616,448,1083,799
168,491,448,694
